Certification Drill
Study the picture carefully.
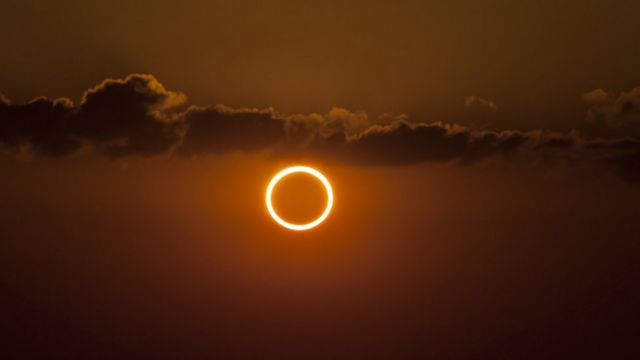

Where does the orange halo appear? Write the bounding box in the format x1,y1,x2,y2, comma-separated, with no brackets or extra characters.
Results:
265,166,334,231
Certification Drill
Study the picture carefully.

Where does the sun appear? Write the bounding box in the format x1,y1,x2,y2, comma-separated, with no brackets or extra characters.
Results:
266,166,334,231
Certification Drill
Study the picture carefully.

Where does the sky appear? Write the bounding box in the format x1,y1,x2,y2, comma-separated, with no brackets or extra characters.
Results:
3,0,640,127
2,0,640,358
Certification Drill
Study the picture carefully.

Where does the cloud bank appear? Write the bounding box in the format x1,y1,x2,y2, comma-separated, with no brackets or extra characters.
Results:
2,74,640,182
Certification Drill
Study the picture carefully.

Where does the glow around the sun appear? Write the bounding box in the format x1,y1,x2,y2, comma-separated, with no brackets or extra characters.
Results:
265,166,334,231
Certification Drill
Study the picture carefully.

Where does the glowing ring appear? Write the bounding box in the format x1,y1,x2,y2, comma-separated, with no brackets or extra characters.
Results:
266,166,333,231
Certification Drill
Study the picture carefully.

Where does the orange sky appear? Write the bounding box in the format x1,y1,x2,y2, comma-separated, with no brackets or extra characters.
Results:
2,1,640,357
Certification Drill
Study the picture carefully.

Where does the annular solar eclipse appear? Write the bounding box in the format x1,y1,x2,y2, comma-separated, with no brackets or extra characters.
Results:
266,166,334,231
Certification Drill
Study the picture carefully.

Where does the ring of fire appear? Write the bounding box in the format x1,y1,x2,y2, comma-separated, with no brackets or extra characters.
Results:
266,166,334,231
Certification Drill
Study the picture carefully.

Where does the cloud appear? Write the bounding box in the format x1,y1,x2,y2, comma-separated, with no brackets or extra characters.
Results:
73,74,187,156
341,121,470,165
584,87,640,126
339,121,527,166
0,95,78,156
325,107,372,135
0,74,185,157
584,137,640,151
3,75,640,182
178,105,285,155
464,95,497,111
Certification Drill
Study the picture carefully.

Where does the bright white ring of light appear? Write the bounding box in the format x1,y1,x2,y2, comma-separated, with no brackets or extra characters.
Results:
266,166,333,231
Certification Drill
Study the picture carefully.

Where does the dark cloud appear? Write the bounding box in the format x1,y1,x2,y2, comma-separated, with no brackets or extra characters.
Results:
584,87,640,126
73,74,186,156
537,136,575,149
0,74,185,157
3,75,640,182
585,138,640,151
461,130,528,164
178,106,285,155
0,96,78,156
335,123,579,166
341,121,470,165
